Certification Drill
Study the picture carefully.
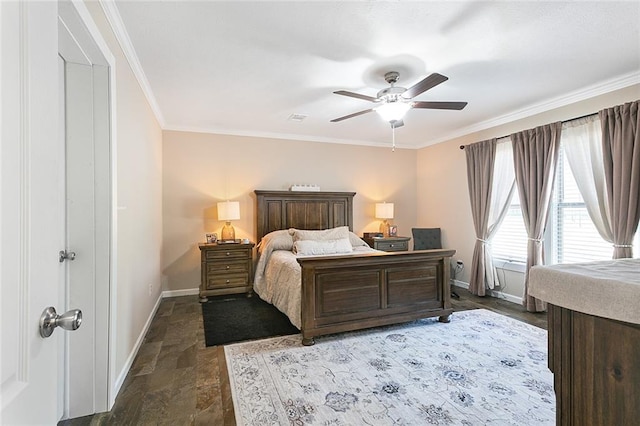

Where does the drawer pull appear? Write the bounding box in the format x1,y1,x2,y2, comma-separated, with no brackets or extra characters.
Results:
226,279,230,284
226,265,230,270
226,252,231,256
390,244,395,247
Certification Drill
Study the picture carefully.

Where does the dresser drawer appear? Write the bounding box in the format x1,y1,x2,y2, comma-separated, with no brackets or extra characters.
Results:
376,240,408,252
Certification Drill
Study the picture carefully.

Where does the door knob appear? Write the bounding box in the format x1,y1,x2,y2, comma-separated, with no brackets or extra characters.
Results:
59,250,76,262
39,307,82,338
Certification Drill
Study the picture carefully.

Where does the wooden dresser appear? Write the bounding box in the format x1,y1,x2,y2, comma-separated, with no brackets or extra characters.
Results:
198,242,254,302
528,260,640,425
363,236,411,252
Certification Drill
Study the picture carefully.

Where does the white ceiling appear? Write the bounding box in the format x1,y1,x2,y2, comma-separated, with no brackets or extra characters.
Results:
109,1,640,149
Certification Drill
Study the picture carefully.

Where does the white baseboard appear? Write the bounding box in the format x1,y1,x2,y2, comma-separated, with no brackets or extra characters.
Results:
451,279,469,290
487,289,522,304
162,287,199,298
451,280,522,305
112,292,163,398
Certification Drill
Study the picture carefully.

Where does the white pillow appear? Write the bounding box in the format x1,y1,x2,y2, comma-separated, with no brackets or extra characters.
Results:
290,226,350,242
293,238,353,255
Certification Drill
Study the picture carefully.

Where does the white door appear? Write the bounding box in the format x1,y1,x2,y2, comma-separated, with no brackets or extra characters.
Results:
1,1,113,423
1,2,64,424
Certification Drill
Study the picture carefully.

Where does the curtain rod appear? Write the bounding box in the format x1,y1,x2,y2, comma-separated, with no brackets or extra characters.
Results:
459,111,599,150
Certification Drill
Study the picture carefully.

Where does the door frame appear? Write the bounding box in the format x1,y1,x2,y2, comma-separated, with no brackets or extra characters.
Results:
58,0,118,415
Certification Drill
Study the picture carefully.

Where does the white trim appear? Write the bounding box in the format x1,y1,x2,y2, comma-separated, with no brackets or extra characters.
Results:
162,288,199,298
487,289,522,305
18,0,30,384
493,259,527,274
452,280,523,305
451,279,469,290
421,72,640,148
98,0,165,127
112,292,162,399
66,0,119,412
70,0,114,65
107,63,119,411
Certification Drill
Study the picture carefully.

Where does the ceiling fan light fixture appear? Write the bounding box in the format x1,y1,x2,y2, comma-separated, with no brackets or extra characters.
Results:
375,101,411,122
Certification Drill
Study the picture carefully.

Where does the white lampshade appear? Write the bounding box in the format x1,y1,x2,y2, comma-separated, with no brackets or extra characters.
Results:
375,102,411,122
375,202,394,219
217,201,240,221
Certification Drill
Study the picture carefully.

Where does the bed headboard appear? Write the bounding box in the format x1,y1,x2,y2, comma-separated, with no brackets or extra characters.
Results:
254,190,355,241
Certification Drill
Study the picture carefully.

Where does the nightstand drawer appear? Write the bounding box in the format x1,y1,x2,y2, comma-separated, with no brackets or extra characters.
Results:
376,240,408,252
206,273,249,289
363,236,411,252
205,248,250,260
206,261,248,274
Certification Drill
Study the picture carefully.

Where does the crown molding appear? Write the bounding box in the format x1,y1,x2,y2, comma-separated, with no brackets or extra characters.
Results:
99,0,165,127
419,72,640,148
163,124,418,150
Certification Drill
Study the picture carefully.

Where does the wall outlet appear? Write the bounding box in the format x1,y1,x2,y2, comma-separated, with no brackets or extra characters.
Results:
148,282,153,295
456,260,464,266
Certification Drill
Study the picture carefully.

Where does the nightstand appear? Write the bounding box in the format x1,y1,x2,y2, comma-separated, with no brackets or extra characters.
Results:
363,236,411,252
198,242,255,302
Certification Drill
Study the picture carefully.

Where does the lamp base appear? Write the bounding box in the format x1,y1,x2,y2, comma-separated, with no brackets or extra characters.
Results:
379,220,390,237
221,222,235,241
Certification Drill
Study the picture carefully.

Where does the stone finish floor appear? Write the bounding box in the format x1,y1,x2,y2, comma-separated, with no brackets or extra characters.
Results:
60,288,547,425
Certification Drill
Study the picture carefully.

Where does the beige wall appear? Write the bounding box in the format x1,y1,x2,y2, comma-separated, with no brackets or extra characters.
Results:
162,131,417,291
417,84,640,300
87,2,164,389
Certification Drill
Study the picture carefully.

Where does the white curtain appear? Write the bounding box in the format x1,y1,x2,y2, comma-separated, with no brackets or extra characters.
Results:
484,139,515,288
562,116,614,250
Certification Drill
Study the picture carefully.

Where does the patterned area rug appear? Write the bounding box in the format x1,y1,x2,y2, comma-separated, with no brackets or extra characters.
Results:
225,309,555,425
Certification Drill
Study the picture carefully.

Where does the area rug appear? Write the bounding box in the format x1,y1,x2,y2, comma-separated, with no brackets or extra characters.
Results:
201,293,299,347
225,309,555,425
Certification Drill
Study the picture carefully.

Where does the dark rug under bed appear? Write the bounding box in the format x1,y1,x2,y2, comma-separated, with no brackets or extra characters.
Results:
201,293,299,347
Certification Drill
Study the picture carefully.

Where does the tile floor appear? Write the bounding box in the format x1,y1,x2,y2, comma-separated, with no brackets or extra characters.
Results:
60,288,547,425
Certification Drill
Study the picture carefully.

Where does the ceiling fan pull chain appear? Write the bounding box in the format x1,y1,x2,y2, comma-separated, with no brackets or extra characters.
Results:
392,125,396,152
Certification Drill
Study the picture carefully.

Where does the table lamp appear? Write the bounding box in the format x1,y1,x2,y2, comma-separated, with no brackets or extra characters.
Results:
217,200,240,241
375,202,394,237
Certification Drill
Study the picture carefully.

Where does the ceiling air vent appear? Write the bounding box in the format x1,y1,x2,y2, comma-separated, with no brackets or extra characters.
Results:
288,113,308,122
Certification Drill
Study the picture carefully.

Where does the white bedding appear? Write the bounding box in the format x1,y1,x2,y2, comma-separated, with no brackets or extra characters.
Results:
253,228,376,328
529,258,640,325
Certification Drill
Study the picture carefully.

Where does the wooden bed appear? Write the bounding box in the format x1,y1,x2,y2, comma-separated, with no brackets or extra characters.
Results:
255,190,455,345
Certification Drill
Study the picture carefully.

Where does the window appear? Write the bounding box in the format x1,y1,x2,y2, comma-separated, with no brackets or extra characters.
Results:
550,145,613,264
491,142,638,264
491,187,527,262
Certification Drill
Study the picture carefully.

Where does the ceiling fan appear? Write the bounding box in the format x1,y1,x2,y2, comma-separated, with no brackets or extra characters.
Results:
330,71,467,128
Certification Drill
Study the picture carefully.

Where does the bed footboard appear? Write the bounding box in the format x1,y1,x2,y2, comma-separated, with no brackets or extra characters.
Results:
297,249,455,345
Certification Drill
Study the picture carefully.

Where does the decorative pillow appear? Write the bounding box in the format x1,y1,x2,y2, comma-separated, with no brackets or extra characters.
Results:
290,226,350,242
257,229,293,254
349,232,369,248
293,238,353,255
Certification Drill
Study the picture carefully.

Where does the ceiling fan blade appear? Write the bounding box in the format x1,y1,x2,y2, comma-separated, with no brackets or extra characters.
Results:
333,90,378,103
330,109,374,122
412,101,468,110
390,119,404,129
403,73,449,99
